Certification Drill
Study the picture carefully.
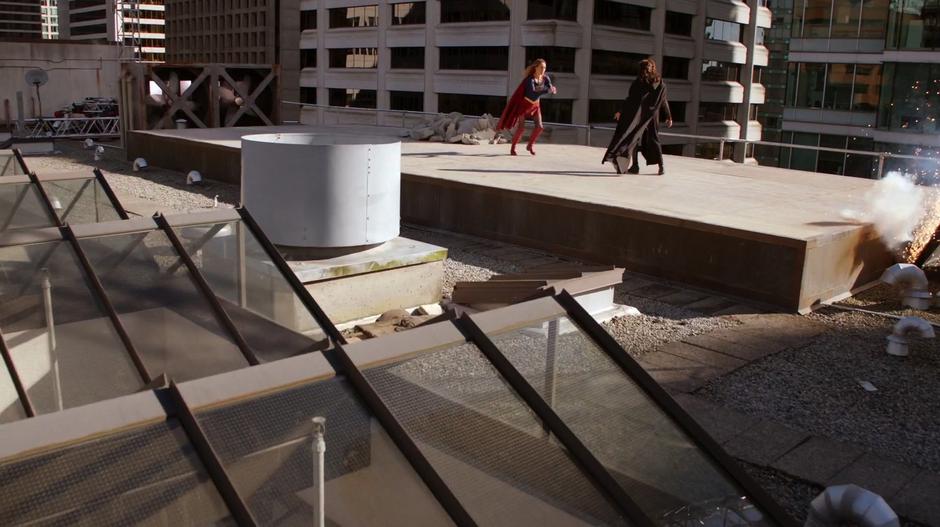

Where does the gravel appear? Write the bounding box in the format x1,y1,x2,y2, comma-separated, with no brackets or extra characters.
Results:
837,282,940,325
700,305,940,472
739,464,821,523
25,141,239,213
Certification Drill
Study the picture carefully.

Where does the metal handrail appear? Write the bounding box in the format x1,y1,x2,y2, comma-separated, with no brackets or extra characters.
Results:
284,100,940,177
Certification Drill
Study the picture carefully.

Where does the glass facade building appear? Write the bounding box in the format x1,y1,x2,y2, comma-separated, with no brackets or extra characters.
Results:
762,0,940,178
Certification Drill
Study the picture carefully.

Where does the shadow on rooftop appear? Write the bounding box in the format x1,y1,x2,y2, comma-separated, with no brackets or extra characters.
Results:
439,168,621,177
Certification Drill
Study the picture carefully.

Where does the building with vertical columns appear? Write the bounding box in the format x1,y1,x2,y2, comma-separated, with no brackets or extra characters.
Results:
763,0,940,178
297,0,772,157
0,0,42,40
58,0,165,62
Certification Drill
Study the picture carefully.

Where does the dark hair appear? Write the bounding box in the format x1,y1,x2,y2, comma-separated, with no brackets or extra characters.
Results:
638,58,660,84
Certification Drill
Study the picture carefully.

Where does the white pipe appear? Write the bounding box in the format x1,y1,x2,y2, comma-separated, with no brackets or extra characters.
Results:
880,263,932,310
311,416,326,527
886,316,936,356
40,268,62,411
805,484,899,527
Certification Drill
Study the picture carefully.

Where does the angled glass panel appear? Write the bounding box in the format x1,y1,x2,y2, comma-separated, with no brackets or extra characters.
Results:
42,178,123,225
0,240,141,414
194,376,454,526
173,220,329,362
0,362,25,424
0,182,56,233
0,152,22,177
78,229,249,382
357,329,629,526
484,303,772,525
0,418,234,525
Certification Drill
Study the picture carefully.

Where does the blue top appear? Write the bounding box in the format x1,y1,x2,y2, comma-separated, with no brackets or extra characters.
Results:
524,75,554,102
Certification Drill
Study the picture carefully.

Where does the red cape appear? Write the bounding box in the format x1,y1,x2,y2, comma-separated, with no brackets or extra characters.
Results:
496,78,537,131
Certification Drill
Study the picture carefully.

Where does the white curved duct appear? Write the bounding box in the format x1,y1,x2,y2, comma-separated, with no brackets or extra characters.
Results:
886,316,936,357
881,263,932,309
805,484,899,527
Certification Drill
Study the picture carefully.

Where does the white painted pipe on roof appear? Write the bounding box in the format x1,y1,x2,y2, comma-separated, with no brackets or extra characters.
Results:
880,263,932,310
132,157,147,172
886,316,936,357
311,416,326,527
805,484,899,527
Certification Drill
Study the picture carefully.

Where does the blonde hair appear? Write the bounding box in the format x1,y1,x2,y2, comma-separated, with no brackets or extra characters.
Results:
524,58,547,78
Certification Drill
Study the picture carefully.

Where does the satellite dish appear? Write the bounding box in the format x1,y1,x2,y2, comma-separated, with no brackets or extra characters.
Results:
25,69,49,87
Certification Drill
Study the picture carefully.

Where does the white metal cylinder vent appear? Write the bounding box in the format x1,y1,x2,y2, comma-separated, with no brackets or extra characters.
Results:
241,133,401,254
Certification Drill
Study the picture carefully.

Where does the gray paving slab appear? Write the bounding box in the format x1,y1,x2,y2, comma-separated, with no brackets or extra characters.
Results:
658,341,747,372
637,351,724,394
683,296,738,315
892,470,940,526
672,394,761,445
826,452,921,500
723,420,811,466
618,276,655,293
681,331,783,362
656,289,711,307
771,437,865,486
629,284,682,299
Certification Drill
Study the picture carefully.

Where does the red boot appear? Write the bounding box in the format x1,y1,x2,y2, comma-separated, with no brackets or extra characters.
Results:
510,125,525,155
526,127,543,155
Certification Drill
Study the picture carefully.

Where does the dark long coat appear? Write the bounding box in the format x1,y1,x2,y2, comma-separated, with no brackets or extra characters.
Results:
602,79,671,167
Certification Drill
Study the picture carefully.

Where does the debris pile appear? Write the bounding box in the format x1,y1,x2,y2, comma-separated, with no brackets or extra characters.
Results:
408,112,502,145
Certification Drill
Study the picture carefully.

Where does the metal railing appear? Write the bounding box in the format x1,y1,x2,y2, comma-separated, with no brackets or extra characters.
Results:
284,101,940,180
17,116,121,140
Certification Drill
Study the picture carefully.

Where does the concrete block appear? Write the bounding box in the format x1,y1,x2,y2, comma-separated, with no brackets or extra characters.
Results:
723,420,810,466
771,437,865,485
658,341,747,372
638,351,725,394
657,289,711,307
682,329,786,362
891,470,940,526
672,394,761,445
826,453,920,500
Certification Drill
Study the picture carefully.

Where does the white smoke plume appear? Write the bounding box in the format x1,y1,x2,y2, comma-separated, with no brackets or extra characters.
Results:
840,172,927,251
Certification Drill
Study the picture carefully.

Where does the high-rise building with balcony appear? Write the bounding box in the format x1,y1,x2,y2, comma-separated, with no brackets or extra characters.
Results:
765,0,940,178
0,0,42,40
41,0,58,39
58,0,165,62
296,0,773,157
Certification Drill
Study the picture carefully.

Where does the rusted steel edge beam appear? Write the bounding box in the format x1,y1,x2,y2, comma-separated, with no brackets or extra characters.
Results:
92,168,130,220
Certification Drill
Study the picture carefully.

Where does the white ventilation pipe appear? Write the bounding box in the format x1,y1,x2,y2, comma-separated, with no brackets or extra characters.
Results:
881,263,932,310
93,145,105,161
186,170,202,185
311,416,326,527
83,138,95,149
805,484,899,527
886,316,936,356
132,158,148,172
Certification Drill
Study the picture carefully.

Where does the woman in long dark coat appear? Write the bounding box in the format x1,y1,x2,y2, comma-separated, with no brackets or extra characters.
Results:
602,59,673,175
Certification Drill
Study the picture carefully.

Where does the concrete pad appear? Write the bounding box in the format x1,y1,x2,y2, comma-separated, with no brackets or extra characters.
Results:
637,351,725,393
891,470,940,526
672,394,761,445
288,237,448,282
658,341,747,372
723,420,810,466
681,331,782,362
826,453,920,500
656,289,711,307
629,283,682,299
771,437,865,485
683,296,739,315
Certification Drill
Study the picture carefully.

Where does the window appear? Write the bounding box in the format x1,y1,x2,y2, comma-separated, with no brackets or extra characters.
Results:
300,9,317,30
525,46,576,73
391,2,425,25
390,90,424,111
591,49,646,76
860,0,888,39
845,137,876,178
300,50,317,68
698,102,738,122
300,87,317,104
70,23,105,36
328,6,378,28
390,47,424,69
817,134,847,174
593,0,651,31
695,142,734,160
540,99,574,123
669,101,687,122
753,66,764,84
852,64,881,111
328,88,376,108
794,63,826,108
788,132,819,171
701,60,740,82
887,0,939,48
588,99,620,123
527,0,578,21
439,47,509,70
438,93,505,116
831,0,860,37
879,63,940,133
664,11,693,36
824,64,853,110
704,18,742,42
440,0,510,23
328,48,378,69
662,56,689,80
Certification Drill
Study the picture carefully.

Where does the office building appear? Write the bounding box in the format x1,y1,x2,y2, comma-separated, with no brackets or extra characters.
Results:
0,0,42,40
58,0,165,62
